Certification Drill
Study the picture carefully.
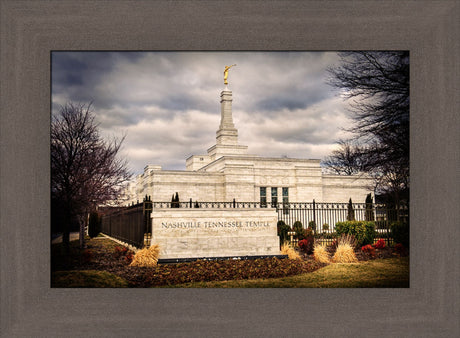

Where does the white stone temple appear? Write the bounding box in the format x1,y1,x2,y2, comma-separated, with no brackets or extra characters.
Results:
122,88,373,205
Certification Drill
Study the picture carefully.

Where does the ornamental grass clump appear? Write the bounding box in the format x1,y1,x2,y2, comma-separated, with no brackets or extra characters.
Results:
332,234,358,263
313,243,330,264
130,244,160,267
281,242,301,260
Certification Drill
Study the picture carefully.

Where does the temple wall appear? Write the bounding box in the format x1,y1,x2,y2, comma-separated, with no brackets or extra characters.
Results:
321,175,374,203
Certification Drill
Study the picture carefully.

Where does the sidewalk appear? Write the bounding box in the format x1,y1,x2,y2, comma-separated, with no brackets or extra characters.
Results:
51,232,80,244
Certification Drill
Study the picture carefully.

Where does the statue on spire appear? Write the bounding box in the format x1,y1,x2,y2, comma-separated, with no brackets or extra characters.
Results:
223,64,236,85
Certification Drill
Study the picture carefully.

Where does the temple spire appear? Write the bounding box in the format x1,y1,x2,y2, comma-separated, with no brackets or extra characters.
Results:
216,90,238,145
206,68,248,160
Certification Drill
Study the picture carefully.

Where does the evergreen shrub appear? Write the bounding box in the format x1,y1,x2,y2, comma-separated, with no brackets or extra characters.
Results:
293,221,304,240
365,193,375,221
335,221,375,247
308,220,317,233
88,212,101,238
390,221,409,248
347,198,355,221
277,221,291,246
320,232,337,239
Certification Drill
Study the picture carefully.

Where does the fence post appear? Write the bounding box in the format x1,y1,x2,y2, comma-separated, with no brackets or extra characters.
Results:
143,196,153,248
313,199,316,227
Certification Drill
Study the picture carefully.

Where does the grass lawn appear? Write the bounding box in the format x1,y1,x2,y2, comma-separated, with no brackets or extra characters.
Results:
170,257,409,288
52,270,129,287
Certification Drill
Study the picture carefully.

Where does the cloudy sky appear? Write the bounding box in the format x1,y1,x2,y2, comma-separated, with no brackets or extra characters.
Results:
51,51,354,175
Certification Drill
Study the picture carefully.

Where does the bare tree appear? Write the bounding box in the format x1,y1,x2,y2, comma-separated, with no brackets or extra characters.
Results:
326,51,409,205
322,140,362,175
51,102,131,249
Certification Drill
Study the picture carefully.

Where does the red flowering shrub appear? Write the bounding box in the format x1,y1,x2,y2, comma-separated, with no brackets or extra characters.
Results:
298,237,314,254
394,243,405,255
361,244,376,257
374,239,386,249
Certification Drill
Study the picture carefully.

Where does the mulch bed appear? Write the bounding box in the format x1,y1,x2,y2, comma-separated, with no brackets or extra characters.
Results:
52,238,326,287
52,238,409,287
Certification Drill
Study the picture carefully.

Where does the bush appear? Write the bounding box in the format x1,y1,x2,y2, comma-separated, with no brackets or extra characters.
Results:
394,243,406,256
391,221,409,248
374,239,386,249
293,221,303,239
277,221,291,245
365,193,375,221
347,198,355,221
322,223,329,231
308,220,316,233
298,237,314,254
335,221,375,247
361,244,376,257
88,212,102,238
320,232,337,239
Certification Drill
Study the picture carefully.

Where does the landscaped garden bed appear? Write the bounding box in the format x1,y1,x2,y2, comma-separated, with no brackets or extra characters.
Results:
51,236,408,288
52,237,326,287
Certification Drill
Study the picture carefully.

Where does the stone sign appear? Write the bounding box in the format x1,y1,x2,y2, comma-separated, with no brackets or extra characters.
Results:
151,208,280,260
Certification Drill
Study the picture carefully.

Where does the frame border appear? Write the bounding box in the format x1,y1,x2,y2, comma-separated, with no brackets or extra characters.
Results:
1,0,459,336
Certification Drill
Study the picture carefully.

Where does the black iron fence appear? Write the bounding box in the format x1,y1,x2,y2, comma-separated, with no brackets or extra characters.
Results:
101,197,152,248
275,201,408,228
274,201,408,246
103,198,407,248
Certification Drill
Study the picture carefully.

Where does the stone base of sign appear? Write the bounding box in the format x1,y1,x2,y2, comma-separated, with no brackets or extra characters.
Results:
158,254,288,264
151,208,281,260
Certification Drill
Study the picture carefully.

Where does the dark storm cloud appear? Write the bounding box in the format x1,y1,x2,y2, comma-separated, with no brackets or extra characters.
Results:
52,51,350,174
52,51,146,109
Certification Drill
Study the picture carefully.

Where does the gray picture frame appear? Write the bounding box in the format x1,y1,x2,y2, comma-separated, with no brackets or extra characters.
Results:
1,0,459,336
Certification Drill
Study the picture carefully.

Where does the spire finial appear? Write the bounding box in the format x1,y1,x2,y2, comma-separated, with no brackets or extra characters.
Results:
223,64,236,86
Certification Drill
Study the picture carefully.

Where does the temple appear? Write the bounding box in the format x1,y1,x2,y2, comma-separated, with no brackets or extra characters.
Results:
121,87,373,205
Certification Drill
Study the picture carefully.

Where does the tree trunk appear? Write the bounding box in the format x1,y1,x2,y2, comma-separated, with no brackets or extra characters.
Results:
63,208,71,253
79,214,87,249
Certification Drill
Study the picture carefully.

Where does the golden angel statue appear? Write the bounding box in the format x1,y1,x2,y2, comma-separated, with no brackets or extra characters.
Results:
223,64,236,85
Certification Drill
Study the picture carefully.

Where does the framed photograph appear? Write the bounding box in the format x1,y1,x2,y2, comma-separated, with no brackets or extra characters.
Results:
1,1,458,336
